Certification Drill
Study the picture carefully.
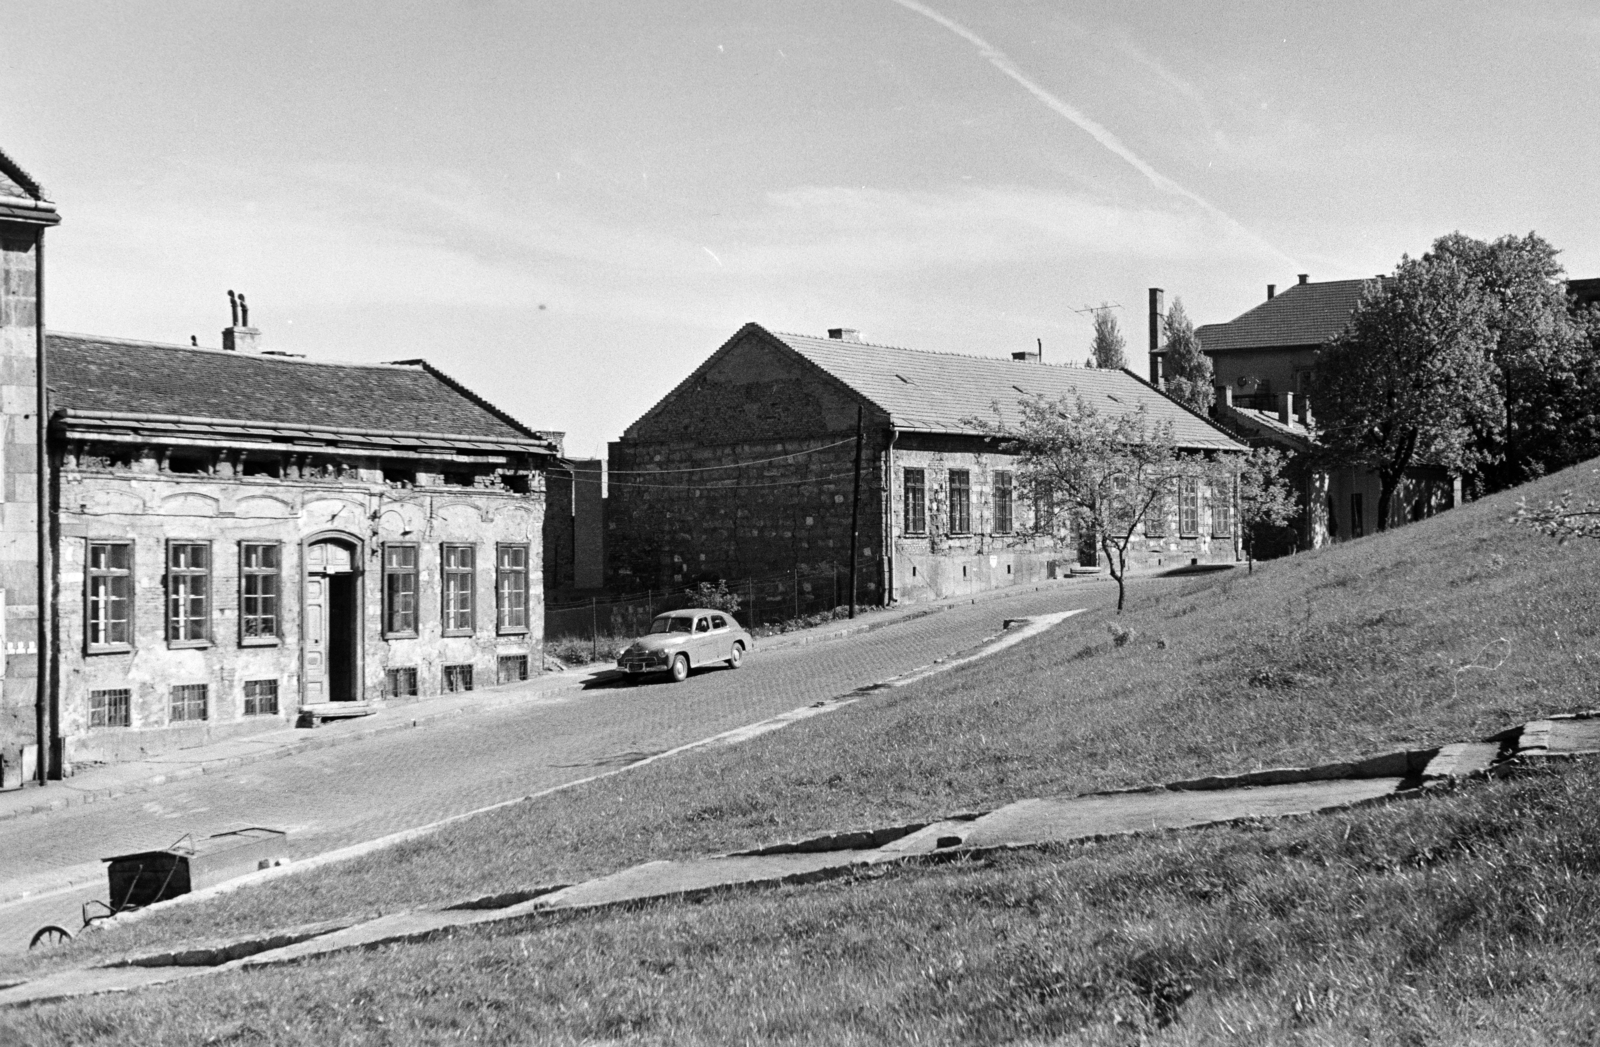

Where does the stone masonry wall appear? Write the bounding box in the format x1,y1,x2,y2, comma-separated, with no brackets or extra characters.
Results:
0,228,39,785
55,450,545,766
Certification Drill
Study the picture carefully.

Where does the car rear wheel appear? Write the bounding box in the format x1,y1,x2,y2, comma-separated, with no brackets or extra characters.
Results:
727,642,744,669
669,653,690,683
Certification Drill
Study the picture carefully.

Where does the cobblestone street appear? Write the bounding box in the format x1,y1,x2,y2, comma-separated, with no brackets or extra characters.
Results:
0,581,1131,952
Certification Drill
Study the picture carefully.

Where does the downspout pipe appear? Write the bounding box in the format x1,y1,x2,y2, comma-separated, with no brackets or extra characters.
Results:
883,426,898,606
34,228,51,783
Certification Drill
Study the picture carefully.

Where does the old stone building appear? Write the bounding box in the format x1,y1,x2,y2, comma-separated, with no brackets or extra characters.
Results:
607,323,1243,610
0,145,561,784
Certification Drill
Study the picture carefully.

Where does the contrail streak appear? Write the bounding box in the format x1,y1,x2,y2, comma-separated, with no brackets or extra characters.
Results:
887,0,1297,266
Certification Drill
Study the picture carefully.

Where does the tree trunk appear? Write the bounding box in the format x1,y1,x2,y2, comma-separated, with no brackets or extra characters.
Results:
1104,536,1127,613
1376,471,1400,532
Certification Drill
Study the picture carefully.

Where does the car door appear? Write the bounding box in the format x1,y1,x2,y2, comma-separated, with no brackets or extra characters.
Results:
710,614,731,659
693,615,713,662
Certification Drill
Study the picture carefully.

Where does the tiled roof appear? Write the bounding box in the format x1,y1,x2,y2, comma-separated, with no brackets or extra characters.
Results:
768,328,1241,451
1195,278,1381,353
46,333,545,444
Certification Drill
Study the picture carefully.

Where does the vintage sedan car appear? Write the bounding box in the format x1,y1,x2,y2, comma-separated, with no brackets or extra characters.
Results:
617,608,753,682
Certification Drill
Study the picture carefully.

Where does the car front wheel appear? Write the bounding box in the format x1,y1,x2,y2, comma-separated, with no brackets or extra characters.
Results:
669,653,690,683
727,642,744,669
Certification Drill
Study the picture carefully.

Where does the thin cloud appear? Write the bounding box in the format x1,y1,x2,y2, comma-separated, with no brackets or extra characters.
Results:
885,0,1298,268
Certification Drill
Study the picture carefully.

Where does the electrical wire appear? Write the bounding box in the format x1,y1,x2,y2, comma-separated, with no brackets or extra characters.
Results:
603,438,855,475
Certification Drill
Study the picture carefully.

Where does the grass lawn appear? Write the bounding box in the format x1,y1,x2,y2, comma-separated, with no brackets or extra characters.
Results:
4,460,1599,1039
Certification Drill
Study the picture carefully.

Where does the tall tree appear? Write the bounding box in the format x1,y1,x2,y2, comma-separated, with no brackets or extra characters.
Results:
979,392,1229,612
1237,446,1296,572
1090,304,1128,370
1161,297,1214,413
1310,255,1501,531
1425,231,1590,492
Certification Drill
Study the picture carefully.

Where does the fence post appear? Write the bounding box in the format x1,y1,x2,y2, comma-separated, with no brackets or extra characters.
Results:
793,566,799,620
590,597,597,662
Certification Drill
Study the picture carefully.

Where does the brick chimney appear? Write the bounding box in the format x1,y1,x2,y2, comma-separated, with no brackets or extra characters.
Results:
1147,287,1164,384
827,328,861,343
1011,350,1040,363
222,290,260,352
1267,283,1275,300
1297,273,1309,285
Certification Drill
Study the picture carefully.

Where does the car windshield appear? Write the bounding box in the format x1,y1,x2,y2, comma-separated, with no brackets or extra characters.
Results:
649,616,695,634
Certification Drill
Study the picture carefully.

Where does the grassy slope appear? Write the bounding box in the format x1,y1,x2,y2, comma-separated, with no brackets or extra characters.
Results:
5,461,1600,1037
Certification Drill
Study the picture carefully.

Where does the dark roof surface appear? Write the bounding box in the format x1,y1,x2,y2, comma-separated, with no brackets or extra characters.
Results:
769,328,1240,450
47,333,540,442
1195,278,1380,353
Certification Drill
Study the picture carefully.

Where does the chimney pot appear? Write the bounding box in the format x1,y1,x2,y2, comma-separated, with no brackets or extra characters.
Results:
827,327,861,342
222,290,261,352
1297,273,1309,285
1267,284,1276,300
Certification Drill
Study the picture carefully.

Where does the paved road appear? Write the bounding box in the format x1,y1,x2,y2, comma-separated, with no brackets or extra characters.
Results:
0,580,1130,952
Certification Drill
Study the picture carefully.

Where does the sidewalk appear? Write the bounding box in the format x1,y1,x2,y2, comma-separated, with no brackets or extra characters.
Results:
0,576,1108,826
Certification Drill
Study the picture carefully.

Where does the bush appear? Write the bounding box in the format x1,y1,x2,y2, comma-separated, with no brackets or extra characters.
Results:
685,580,741,615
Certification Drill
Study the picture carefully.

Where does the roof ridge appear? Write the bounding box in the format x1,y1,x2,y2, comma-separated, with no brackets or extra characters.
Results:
47,331,427,371
775,330,1091,369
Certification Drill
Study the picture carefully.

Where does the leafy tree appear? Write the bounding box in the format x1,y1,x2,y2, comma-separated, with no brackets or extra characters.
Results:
1310,255,1501,531
1161,297,1213,413
1237,446,1296,572
1090,304,1128,370
1425,232,1593,492
978,392,1230,613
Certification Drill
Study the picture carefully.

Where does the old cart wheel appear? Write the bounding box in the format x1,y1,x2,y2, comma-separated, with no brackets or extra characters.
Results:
669,653,690,683
29,925,73,950
727,642,745,669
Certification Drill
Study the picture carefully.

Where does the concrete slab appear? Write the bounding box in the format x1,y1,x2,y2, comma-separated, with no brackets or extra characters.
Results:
1547,719,1600,754
537,852,874,912
953,778,1406,851
1421,742,1502,779
0,962,209,1008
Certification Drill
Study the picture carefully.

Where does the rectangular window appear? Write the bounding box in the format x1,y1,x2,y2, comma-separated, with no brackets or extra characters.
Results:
239,542,280,642
166,542,211,645
1179,480,1200,537
496,545,529,633
1211,489,1233,537
383,544,418,636
243,679,279,716
1033,488,1055,536
386,667,419,698
170,683,208,723
948,469,971,534
89,688,131,728
994,471,1014,534
1351,493,1365,538
443,664,473,693
903,468,926,534
498,654,529,685
442,545,475,635
86,541,133,651
1145,483,1169,538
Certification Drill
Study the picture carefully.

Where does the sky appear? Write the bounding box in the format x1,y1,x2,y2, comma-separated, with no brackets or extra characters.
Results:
3,0,1597,458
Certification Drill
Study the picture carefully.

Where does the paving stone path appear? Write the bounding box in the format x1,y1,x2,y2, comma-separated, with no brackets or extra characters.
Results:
2,698,1595,1006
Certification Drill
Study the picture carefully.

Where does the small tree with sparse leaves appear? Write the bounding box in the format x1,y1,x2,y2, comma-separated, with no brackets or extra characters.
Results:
974,392,1231,613
1238,446,1297,572
1514,477,1600,543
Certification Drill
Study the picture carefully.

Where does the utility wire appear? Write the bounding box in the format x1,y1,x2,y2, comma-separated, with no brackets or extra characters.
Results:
602,438,855,475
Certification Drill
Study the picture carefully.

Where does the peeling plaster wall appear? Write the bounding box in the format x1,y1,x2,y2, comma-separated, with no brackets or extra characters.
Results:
56,457,545,766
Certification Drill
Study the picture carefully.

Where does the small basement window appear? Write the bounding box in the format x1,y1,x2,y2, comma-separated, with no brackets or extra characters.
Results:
242,457,281,478
167,453,210,475
443,664,473,692
497,654,529,685
386,667,419,698
90,688,131,728
243,679,279,716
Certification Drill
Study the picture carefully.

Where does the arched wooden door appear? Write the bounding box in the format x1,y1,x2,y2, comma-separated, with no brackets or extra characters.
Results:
304,537,361,702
